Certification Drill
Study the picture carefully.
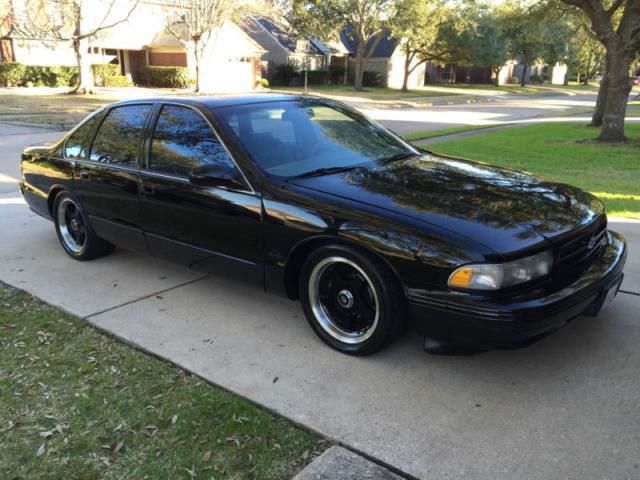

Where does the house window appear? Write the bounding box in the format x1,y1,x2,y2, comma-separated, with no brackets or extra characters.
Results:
105,49,118,56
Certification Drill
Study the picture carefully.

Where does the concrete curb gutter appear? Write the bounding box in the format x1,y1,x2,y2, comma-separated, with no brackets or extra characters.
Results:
293,447,403,480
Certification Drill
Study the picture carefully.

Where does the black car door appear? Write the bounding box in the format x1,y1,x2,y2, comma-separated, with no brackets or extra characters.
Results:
74,103,153,253
138,103,262,282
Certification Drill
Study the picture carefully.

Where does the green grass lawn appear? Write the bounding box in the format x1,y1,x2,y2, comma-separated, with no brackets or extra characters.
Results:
272,85,459,102
0,284,326,479
403,124,504,142
429,122,640,219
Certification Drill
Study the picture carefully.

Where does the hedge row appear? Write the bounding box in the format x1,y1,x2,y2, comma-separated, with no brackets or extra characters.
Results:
140,66,193,88
0,62,25,86
0,63,80,87
268,64,381,87
24,65,79,87
0,62,133,87
91,64,131,87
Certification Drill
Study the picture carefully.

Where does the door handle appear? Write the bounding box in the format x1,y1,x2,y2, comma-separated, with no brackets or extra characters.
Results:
79,171,90,180
142,184,155,195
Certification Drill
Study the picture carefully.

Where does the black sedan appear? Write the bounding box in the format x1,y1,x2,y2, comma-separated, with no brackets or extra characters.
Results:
20,95,627,355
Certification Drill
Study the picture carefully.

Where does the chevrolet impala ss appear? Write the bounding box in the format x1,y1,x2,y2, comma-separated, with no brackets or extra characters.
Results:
20,95,627,355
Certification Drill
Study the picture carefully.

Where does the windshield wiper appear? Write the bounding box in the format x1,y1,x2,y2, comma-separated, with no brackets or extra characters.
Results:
291,165,360,179
378,151,420,164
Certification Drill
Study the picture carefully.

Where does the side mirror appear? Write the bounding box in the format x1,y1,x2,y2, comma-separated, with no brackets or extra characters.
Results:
189,163,247,190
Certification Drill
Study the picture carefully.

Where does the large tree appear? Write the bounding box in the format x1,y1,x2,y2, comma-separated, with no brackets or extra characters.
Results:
389,0,473,91
558,0,640,142
18,0,139,94
501,3,548,86
163,0,236,93
289,0,394,91
468,8,510,86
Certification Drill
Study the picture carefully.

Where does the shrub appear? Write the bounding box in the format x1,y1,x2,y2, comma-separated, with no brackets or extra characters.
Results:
328,64,345,84
273,62,299,86
23,65,79,87
140,66,192,88
257,78,269,88
0,62,26,86
529,74,544,84
362,71,383,87
307,70,328,85
92,64,131,87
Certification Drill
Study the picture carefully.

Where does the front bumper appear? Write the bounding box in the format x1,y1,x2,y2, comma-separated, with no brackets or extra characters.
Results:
408,230,627,351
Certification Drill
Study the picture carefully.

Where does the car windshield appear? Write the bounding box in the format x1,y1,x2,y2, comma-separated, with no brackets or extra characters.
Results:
215,100,416,178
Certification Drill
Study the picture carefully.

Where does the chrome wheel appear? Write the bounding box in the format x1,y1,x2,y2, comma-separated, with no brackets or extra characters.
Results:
57,197,86,254
308,256,379,344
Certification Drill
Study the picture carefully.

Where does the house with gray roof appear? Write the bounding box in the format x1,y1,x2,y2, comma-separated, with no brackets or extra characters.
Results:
339,28,426,89
241,15,329,80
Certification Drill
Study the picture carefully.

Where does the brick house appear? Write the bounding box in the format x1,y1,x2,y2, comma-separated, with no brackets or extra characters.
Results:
0,0,266,92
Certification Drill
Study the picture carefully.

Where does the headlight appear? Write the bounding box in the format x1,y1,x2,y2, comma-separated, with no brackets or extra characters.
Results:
448,250,553,291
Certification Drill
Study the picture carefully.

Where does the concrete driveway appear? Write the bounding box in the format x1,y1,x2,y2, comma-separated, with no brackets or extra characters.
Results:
1,124,639,480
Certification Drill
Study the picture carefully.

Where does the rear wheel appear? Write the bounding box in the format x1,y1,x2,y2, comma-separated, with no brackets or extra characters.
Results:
299,245,405,355
54,192,114,260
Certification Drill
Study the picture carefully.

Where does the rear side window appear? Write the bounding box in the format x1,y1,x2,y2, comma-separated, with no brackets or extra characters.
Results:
89,104,152,166
149,105,236,177
64,114,101,159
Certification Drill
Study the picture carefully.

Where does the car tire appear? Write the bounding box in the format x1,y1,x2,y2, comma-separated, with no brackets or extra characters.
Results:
53,191,115,261
299,244,406,355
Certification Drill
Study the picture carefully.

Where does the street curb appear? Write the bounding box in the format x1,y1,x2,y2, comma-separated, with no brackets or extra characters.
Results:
0,119,70,131
293,446,403,480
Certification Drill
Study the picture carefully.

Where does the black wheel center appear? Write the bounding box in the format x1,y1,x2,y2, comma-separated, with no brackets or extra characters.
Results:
70,217,81,231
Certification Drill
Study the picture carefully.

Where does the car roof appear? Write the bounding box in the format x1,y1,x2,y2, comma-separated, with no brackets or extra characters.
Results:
108,94,315,110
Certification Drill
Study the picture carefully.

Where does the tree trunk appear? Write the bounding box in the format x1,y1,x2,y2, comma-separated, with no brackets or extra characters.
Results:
401,47,411,93
591,52,611,127
354,53,364,91
493,67,501,86
194,39,201,93
520,64,527,87
72,37,94,94
598,51,632,142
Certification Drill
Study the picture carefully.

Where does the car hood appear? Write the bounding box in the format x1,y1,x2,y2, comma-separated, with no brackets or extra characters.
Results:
289,154,604,255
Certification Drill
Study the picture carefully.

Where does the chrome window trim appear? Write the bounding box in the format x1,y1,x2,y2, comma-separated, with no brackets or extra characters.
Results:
139,169,255,195
147,102,256,195
74,157,139,174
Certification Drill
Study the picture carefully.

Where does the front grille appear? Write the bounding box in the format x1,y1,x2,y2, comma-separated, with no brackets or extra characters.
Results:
555,218,607,276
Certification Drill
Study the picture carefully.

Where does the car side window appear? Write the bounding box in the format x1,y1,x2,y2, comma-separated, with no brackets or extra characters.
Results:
149,105,237,178
89,104,152,166
64,114,101,159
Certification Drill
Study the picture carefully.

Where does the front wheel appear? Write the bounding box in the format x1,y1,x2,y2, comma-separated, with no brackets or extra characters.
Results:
54,192,114,261
299,245,405,356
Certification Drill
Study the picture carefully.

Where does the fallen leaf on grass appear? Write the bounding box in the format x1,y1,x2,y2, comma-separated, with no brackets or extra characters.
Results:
226,436,240,447
202,450,212,462
113,420,126,432
36,443,45,456
184,465,196,478
111,441,124,454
